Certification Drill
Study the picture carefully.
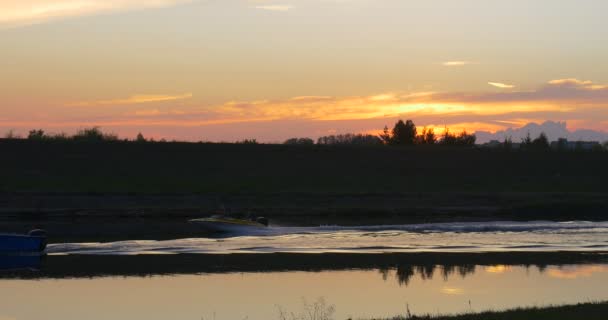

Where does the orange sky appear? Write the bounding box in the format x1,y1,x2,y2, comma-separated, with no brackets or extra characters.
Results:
1,1,608,141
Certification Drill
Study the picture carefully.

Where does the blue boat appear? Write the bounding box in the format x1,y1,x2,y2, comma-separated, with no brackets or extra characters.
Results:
0,230,47,253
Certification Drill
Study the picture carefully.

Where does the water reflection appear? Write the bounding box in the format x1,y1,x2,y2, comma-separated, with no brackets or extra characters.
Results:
1,262,608,320
546,265,608,279
378,263,608,287
382,264,476,286
2,253,608,289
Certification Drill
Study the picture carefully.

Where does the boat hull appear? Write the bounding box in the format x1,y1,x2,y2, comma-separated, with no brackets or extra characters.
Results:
0,234,47,253
190,218,267,233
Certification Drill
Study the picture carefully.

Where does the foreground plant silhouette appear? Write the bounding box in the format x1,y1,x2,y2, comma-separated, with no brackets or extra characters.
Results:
276,297,335,320
377,301,608,320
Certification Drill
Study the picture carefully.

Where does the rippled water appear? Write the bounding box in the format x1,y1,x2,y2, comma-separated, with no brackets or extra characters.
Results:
48,221,608,255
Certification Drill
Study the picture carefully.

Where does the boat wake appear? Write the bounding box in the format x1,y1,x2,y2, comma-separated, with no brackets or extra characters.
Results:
48,221,608,255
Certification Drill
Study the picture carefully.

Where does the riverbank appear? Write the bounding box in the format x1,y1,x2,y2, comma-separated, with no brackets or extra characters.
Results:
3,140,608,239
380,302,608,320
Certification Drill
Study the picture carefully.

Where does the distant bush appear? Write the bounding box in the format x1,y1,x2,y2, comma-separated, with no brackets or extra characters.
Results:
136,132,147,143
4,130,20,139
284,137,314,145
236,139,258,144
439,129,476,146
72,127,119,142
520,132,550,151
317,133,382,145
27,129,46,140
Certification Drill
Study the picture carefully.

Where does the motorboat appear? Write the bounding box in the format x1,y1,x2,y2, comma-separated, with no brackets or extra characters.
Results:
0,229,47,253
189,216,269,233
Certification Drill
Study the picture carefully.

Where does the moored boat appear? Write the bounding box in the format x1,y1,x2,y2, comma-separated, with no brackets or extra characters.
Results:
0,230,47,253
189,216,269,233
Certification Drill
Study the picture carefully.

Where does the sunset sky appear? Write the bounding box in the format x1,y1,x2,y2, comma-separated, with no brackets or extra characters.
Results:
1,0,608,141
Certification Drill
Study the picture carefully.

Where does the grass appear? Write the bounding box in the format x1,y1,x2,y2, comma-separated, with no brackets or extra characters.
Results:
377,302,608,320
3,139,608,222
2,139,608,194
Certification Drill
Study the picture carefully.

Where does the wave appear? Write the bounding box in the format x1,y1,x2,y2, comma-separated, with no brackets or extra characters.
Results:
264,220,608,235
46,221,608,255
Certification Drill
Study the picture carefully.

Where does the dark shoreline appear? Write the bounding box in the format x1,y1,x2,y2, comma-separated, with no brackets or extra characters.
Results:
2,251,607,279
382,302,608,320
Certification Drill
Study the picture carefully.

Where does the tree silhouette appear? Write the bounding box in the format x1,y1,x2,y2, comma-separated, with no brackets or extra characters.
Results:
520,132,533,151
379,125,392,144
136,132,146,142
417,127,437,144
391,119,417,145
532,132,550,150
73,127,118,142
457,130,476,145
28,129,46,140
441,128,457,145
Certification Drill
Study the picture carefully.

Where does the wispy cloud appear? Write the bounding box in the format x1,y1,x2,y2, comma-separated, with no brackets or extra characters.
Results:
548,78,608,90
254,5,293,11
67,93,193,107
0,0,192,28
488,82,515,89
442,61,471,67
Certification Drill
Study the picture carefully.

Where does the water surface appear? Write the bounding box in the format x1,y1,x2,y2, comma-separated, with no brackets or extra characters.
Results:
48,221,608,254
1,263,607,320
3,220,608,320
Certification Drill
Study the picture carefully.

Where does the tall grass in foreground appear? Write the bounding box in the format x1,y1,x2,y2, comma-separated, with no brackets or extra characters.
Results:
277,297,335,320
378,301,608,320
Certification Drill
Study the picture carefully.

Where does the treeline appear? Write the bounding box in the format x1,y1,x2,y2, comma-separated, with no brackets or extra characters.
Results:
287,119,476,146
6,128,262,145
5,127,122,142
498,132,607,151
25,128,122,142
6,121,608,152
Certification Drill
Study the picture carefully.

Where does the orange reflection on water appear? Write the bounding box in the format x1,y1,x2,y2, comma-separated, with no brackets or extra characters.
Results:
547,265,608,279
440,287,465,295
484,265,512,274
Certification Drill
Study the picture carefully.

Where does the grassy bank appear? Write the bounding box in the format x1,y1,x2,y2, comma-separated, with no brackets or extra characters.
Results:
380,302,608,320
2,139,608,224
2,139,608,194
